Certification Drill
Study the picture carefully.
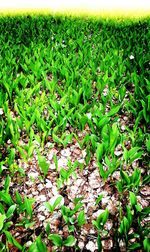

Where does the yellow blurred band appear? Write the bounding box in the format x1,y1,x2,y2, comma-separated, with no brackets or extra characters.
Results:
0,0,150,20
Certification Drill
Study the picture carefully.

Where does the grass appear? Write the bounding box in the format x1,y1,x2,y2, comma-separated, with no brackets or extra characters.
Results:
0,14,150,251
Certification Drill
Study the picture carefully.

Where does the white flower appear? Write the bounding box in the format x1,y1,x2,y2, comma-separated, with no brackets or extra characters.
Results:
129,55,134,60
86,112,92,119
0,108,4,115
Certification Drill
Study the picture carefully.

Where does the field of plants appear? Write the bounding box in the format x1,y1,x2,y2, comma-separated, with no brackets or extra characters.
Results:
0,15,150,251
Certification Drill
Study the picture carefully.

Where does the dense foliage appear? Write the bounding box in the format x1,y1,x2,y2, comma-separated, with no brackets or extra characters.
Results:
0,15,150,251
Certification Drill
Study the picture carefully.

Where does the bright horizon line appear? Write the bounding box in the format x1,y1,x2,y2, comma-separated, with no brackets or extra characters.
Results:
0,0,150,18
0,0,150,10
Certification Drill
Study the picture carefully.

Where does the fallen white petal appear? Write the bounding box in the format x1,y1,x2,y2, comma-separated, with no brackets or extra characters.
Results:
129,55,134,59
86,240,97,252
28,172,39,179
38,215,45,221
0,108,4,115
37,195,47,202
45,180,52,188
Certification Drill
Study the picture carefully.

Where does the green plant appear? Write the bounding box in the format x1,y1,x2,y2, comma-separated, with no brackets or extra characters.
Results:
57,160,78,189
61,198,84,232
48,234,76,248
0,14,150,252
98,155,120,181
117,168,141,193
92,209,109,251
15,193,35,220
44,196,63,214
28,236,47,252
118,192,150,251
38,153,49,178
123,146,143,166
0,177,24,251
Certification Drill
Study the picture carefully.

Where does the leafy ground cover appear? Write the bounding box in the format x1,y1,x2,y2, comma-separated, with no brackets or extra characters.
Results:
0,14,150,251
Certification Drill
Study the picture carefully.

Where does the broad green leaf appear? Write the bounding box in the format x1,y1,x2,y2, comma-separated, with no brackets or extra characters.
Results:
109,123,119,154
77,210,86,226
80,115,88,130
48,234,62,247
8,149,15,166
4,176,11,193
96,143,104,162
96,209,109,229
128,242,141,250
9,123,14,138
38,154,49,177
6,205,16,219
119,86,126,101
131,168,141,186
3,220,12,230
28,145,35,158
15,191,22,205
107,105,120,117
25,222,35,229
52,133,63,145
53,196,63,209
120,170,130,185
116,181,123,193
0,214,6,231
50,99,59,111
36,236,47,252
0,192,13,206
98,116,109,128
63,235,76,246
129,192,137,207
143,174,150,185
85,147,91,165
143,238,150,252
28,242,38,252
24,197,34,218
44,202,53,213
119,217,129,235
99,208,109,226
45,223,50,235
98,163,107,180
126,206,132,227
146,135,150,152
128,147,143,164
135,204,142,212
90,134,98,152
4,231,22,250
95,195,103,205
17,146,27,160
92,220,99,229
123,148,128,164
60,168,68,180
0,203,5,214
140,207,150,216
101,125,109,143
